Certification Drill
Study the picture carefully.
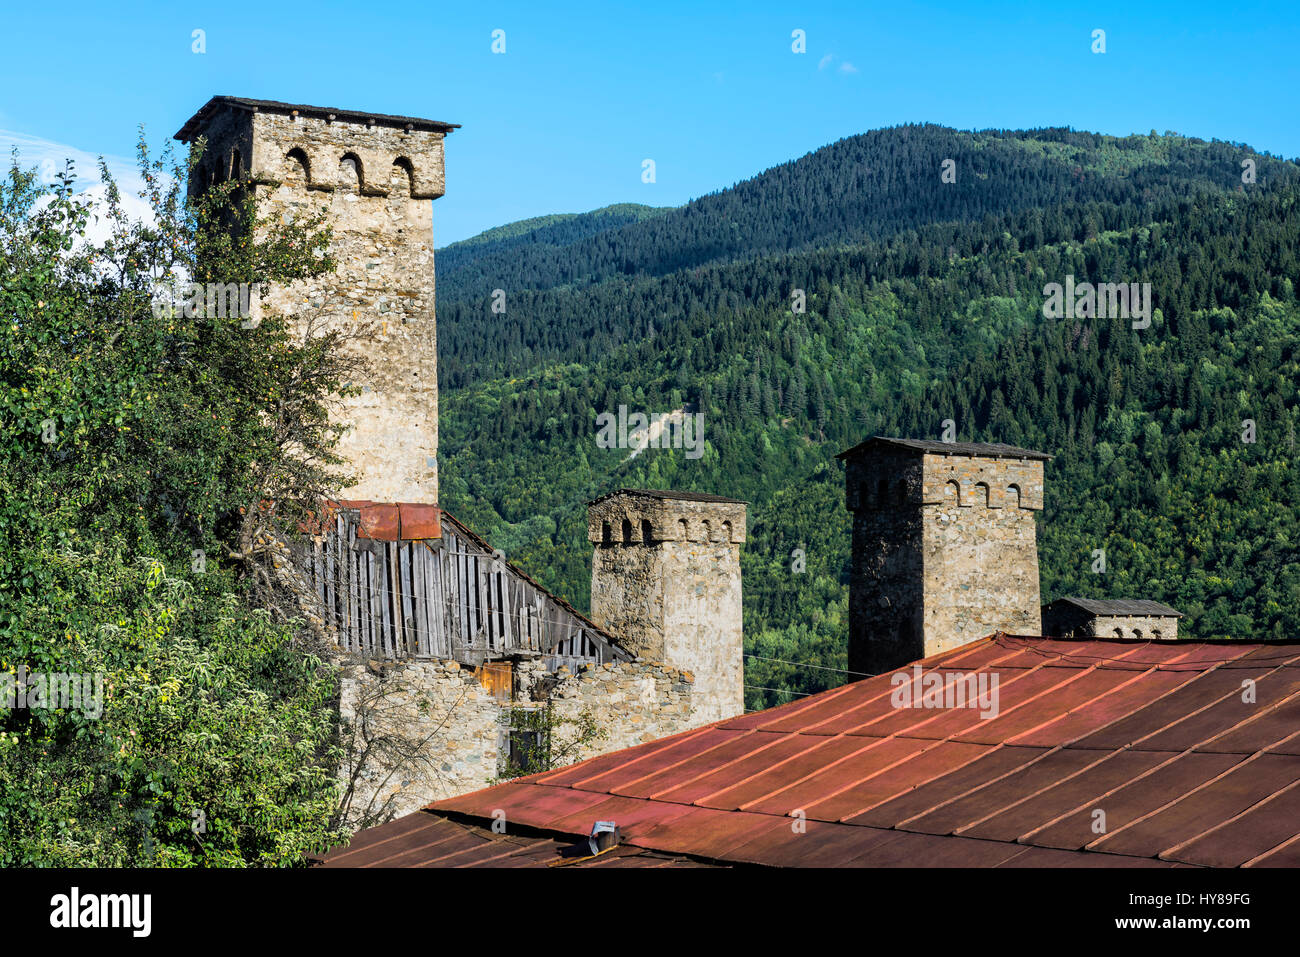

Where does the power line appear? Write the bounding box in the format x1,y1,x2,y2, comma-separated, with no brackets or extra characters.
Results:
744,684,812,697
744,652,875,678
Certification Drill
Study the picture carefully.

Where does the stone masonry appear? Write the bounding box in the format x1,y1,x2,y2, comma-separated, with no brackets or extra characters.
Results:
1042,598,1183,640
840,438,1049,677
337,655,695,824
175,97,458,503
586,489,747,725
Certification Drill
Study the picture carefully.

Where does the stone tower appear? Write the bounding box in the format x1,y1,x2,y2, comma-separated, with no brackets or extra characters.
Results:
587,489,747,725
175,96,459,503
838,437,1050,677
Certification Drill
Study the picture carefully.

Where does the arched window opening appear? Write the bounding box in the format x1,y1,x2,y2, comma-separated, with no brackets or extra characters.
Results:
944,479,960,505
974,482,991,506
1007,484,1023,508
391,157,415,197
601,522,612,546
338,152,362,191
640,519,653,544
284,148,310,187
621,519,633,544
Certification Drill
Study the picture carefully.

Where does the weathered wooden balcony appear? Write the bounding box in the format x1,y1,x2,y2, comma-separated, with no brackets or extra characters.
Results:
299,503,629,670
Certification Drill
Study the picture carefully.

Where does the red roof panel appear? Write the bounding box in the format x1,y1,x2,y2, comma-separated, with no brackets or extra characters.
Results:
1088,753,1300,859
393,637,1300,868
736,735,938,815
1066,667,1276,750
846,745,1052,827
1021,751,1249,850
954,748,1172,842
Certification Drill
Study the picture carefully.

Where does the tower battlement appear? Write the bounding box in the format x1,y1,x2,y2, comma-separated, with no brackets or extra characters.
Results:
175,96,458,504
839,437,1049,676
586,489,747,725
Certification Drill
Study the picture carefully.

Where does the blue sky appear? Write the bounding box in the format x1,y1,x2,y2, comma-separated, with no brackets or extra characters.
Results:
1,0,1296,244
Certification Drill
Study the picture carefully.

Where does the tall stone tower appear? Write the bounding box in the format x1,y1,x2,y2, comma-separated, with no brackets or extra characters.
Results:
838,437,1050,677
175,96,458,503
587,490,747,725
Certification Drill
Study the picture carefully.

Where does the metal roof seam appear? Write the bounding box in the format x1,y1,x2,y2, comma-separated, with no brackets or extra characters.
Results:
1157,777,1300,862
640,732,806,801
1000,658,1164,746
793,641,1038,737
533,725,718,788
893,744,1069,829
1241,829,1300,867
950,747,1128,837
1083,748,1273,853
593,730,755,795
731,735,938,813
830,744,1008,823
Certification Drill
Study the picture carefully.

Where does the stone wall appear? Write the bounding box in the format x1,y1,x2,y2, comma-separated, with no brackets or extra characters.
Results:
336,654,696,826
847,446,1044,675
588,491,746,725
336,658,501,826
1043,608,1181,640
183,103,447,503
533,659,697,764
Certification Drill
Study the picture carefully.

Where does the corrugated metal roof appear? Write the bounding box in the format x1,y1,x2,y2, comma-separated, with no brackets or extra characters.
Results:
314,812,717,867
389,634,1300,868
175,95,460,141
838,436,1052,461
1045,597,1185,618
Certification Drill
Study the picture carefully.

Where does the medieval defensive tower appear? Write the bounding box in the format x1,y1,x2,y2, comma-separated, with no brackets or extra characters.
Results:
586,490,747,725
839,437,1050,676
175,96,458,503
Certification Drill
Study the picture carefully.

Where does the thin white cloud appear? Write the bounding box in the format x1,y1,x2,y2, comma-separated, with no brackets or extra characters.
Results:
818,53,833,70
0,128,153,195
838,61,859,74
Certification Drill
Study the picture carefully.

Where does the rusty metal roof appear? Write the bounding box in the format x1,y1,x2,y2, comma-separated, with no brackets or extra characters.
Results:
314,810,718,868
175,95,460,142
838,436,1052,461
385,635,1300,868
1045,597,1185,618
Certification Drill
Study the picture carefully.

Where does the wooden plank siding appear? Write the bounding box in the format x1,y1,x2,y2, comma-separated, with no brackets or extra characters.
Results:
298,508,631,670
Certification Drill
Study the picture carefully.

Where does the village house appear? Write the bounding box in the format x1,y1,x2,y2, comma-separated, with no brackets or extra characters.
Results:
175,96,1299,868
320,439,1299,869
175,97,750,824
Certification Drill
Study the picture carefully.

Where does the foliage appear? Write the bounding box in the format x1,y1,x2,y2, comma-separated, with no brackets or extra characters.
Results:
433,126,1300,712
0,134,352,864
494,702,608,781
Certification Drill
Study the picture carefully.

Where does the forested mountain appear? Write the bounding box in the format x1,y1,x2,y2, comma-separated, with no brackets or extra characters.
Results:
434,124,1300,709
436,202,671,285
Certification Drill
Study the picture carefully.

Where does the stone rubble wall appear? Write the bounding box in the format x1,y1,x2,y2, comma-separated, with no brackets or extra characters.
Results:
587,494,747,725
1043,609,1180,640
336,655,696,826
190,106,444,503
849,449,1045,675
